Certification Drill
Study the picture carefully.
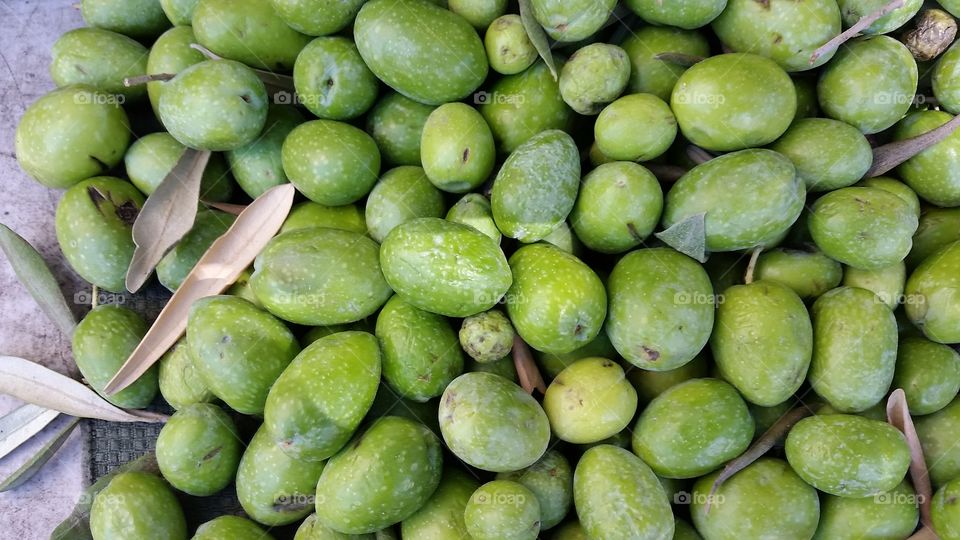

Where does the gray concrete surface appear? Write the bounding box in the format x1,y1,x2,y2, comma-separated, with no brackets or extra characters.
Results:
0,1,93,537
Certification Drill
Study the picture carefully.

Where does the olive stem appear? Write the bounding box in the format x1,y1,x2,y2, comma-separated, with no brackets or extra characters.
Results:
189,43,223,61
90,286,98,309
645,164,688,183
744,247,762,285
887,389,934,528
686,145,713,165
809,0,905,64
512,336,546,395
123,73,174,87
653,52,705,67
865,113,960,177
705,403,817,513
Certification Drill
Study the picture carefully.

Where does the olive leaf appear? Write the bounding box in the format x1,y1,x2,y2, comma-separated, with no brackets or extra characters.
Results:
705,404,816,512
51,452,159,540
887,389,933,527
0,224,77,337
0,404,60,461
0,355,167,423
512,336,546,395
866,113,960,177
125,148,211,293
103,184,296,396
518,0,558,81
0,417,79,492
655,213,708,263
809,0,905,64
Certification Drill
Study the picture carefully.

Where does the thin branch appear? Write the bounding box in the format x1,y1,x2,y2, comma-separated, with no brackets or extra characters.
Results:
866,113,960,177
809,0,905,64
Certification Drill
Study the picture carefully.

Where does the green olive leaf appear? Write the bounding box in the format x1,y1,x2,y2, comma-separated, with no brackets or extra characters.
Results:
518,0,558,81
125,148,211,293
0,404,60,461
0,224,77,337
0,416,79,492
654,213,708,263
51,452,159,540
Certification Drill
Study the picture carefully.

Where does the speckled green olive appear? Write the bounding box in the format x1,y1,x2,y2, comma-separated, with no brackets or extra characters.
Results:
226,105,303,199
157,209,235,291
146,26,204,118
754,248,843,299
269,0,365,36
496,451,572,531
894,110,960,207
813,481,919,540
809,287,897,412
421,103,495,193
281,119,381,205
809,187,918,270
15,85,130,189
158,0,197,25
438,372,550,472
558,44,630,115
621,26,710,101
594,94,677,162
354,0,488,105
194,516,273,540
155,403,241,496
628,354,709,403
365,167,444,243
480,61,572,154
905,241,960,344
464,480,540,540
193,0,310,71
55,176,143,292
632,378,754,478
837,0,922,35
770,118,872,192
236,425,326,526
549,521,588,539
250,227,392,325
574,445,674,539
607,248,714,370
785,414,910,497
530,0,615,42
50,28,148,100
73,305,156,409
506,244,606,354
917,397,960,487
81,0,171,40
459,309,514,363
90,472,186,540
380,218,512,317
543,358,636,444
691,458,820,540
712,0,841,71
295,514,380,539
857,176,921,217
401,467,479,539
366,92,436,166
663,149,805,252
446,193,500,243
893,337,960,416
934,41,960,114
817,36,918,134
842,262,905,309
124,132,235,201
485,15,537,75
376,296,463,401
280,201,366,235
534,331,619,380
711,280,812,406
671,53,795,151
158,60,268,151
570,162,663,254
626,0,725,28
158,338,213,410
934,478,960,539
264,331,380,461
314,416,443,534
187,295,300,415
294,37,378,120
491,130,580,242
907,208,960,268
449,0,506,28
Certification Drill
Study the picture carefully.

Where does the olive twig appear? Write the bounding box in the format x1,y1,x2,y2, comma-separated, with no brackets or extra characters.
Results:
686,145,713,165
887,389,933,527
90,285,98,309
743,247,762,284
511,335,546,395
809,0,905,64
705,404,817,513
865,113,960,177
123,73,174,87
645,164,688,183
